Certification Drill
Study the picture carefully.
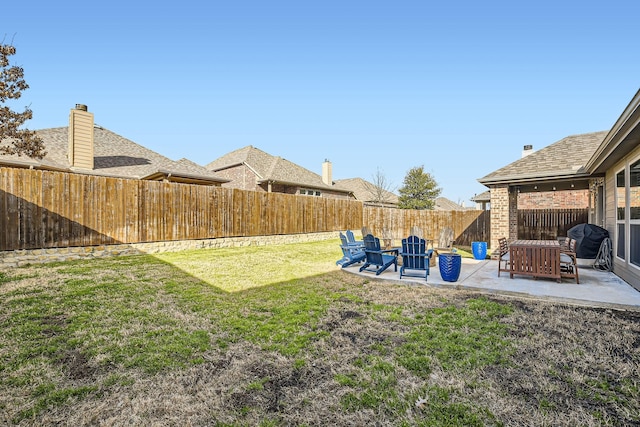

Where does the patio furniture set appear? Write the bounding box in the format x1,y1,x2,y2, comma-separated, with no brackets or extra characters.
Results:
338,229,581,285
336,228,461,282
497,237,579,284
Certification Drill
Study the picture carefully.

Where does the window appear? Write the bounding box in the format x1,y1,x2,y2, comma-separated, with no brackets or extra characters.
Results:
617,157,640,268
616,168,626,260
630,158,640,268
631,158,640,221
617,170,626,221
299,188,321,197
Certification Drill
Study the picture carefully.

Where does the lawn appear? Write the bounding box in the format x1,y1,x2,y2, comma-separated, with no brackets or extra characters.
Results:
1,239,638,426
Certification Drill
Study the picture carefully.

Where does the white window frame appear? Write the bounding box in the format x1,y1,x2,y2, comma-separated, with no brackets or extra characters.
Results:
615,154,640,271
615,166,626,262
299,188,321,197
629,155,640,271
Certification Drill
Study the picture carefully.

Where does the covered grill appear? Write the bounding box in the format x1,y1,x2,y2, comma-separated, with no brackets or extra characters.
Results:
567,223,609,259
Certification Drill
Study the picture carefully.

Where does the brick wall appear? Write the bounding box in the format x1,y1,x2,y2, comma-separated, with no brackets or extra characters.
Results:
215,165,351,199
518,190,589,209
490,185,510,253
214,165,257,191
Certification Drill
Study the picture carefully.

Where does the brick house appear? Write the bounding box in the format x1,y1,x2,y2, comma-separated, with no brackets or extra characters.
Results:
0,104,228,185
479,131,607,254
474,186,591,210
206,146,352,199
479,89,640,290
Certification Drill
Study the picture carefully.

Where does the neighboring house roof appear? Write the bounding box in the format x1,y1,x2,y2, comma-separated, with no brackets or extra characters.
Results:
435,197,469,211
333,177,398,205
478,131,608,185
206,145,351,193
0,126,228,185
471,190,491,203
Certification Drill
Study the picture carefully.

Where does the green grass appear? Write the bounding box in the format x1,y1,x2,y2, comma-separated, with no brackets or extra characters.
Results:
396,298,514,374
0,240,344,422
1,238,638,426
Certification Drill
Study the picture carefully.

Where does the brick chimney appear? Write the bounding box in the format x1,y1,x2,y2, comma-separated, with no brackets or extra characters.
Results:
322,159,332,185
522,144,534,158
68,104,94,169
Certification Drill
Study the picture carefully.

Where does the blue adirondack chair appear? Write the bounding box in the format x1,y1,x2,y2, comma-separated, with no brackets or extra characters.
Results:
346,229,364,248
336,233,366,268
340,231,363,249
359,234,398,275
399,235,433,281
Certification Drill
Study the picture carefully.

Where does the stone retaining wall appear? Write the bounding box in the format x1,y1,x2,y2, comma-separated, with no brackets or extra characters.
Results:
0,232,338,268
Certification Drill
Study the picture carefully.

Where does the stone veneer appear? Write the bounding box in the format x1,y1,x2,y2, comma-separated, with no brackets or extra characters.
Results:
0,232,338,268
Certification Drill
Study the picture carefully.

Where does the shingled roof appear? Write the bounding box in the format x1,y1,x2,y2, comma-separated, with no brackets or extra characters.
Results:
478,131,608,185
206,145,351,193
435,197,470,211
471,190,491,203
333,177,398,205
0,126,227,185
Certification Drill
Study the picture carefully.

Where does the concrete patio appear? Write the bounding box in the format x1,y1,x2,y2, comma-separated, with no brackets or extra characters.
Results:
342,256,640,311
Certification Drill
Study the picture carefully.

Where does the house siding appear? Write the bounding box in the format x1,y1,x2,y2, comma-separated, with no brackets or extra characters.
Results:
68,108,94,169
606,144,640,291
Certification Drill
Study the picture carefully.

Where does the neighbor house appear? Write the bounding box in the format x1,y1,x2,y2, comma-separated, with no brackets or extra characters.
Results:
471,190,491,210
206,146,352,199
434,197,472,211
479,89,640,290
333,177,398,207
0,104,228,186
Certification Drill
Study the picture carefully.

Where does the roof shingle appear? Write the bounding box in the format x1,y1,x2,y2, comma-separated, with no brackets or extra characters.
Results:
333,177,398,205
207,145,350,192
478,131,608,185
0,126,227,184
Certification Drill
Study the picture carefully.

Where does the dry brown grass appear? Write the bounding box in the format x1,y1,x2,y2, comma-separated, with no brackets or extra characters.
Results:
1,244,639,426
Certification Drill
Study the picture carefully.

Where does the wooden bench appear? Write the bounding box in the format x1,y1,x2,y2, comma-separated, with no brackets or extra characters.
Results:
509,240,561,282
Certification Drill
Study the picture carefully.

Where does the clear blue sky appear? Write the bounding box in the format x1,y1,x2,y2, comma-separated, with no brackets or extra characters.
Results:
5,0,640,205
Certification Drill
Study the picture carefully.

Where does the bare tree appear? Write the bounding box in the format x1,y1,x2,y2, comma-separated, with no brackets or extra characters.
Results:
363,167,396,207
0,42,46,159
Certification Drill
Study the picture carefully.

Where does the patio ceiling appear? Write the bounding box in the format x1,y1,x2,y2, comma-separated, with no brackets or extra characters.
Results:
513,177,591,193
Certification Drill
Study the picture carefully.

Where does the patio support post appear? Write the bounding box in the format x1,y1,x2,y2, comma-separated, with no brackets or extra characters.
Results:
489,184,510,256
508,185,519,242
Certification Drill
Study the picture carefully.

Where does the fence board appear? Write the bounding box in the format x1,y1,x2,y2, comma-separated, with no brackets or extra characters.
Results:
0,170,7,249
4,169,19,248
1,167,483,251
517,208,588,240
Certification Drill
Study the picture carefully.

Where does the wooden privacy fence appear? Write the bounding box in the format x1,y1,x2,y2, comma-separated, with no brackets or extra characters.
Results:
0,167,490,251
363,206,490,247
518,208,589,240
0,168,363,250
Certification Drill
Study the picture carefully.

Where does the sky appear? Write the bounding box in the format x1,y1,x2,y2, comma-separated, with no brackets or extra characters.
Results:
4,0,640,205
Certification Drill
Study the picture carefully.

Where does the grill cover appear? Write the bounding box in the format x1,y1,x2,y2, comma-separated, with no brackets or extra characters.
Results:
567,223,609,259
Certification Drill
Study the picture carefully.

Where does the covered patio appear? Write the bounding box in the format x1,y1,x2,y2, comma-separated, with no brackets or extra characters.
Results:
477,89,640,292
342,257,640,311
